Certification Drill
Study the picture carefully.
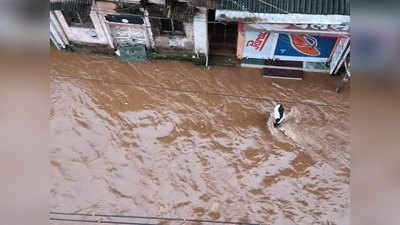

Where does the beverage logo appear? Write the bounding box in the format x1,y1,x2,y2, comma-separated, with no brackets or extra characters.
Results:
289,34,320,56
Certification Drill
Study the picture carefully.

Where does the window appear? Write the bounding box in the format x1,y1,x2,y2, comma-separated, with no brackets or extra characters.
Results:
160,19,185,36
61,10,94,28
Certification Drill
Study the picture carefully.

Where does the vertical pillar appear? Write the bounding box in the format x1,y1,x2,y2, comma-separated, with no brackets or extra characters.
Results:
49,11,69,48
144,9,155,49
94,2,115,48
236,22,245,59
193,8,209,57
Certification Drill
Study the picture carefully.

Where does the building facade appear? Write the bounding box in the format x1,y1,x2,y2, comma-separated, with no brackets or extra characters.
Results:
194,0,351,73
50,0,350,73
50,0,208,62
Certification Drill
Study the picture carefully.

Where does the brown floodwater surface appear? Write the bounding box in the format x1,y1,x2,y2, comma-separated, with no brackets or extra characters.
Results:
50,47,350,225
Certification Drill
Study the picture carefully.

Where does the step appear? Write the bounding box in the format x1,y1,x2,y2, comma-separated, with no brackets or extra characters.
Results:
264,60,303,68
208,55,240,67
242,59,304,71
262,68,304,80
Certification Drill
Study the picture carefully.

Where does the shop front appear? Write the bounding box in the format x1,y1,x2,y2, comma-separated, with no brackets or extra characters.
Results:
238,23,350,74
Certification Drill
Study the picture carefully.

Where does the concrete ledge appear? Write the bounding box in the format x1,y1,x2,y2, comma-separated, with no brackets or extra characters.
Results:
66,44,115,55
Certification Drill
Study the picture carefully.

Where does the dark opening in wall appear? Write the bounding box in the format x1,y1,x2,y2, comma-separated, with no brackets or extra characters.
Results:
208,9,216,21
161,19,172,31
160,19,185,36
208,22,238,56
62,10,94,28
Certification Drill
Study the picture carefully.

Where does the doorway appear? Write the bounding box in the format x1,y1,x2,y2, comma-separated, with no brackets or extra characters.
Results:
207,9,238,57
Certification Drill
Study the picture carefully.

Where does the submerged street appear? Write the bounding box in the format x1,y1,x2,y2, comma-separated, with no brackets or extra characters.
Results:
50,47,350,225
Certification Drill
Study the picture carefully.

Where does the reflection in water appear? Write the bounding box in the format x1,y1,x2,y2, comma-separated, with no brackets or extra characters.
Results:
50,47,350,225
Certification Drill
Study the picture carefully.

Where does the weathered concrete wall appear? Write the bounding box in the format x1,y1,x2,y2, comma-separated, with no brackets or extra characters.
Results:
109,23,149,47
193,8,208,55
54,5,110,46
96,1,117,13
149,0,165,4
154,23,194,50
101,0,196,51
97,1,152,48
120,0,165,4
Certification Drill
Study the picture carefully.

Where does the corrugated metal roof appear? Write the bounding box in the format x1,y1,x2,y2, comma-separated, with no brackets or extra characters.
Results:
192,0,350,16
50,0,92,12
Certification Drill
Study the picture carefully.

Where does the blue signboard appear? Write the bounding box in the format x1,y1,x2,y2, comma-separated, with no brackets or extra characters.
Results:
274,34,337,62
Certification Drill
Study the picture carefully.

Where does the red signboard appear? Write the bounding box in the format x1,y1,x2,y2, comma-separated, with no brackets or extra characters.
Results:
246,32,271,52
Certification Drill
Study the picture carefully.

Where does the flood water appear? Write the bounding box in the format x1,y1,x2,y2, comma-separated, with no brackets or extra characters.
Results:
50,47,350,225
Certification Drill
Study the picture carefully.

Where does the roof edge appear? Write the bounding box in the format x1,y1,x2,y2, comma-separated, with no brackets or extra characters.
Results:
216,10,350,25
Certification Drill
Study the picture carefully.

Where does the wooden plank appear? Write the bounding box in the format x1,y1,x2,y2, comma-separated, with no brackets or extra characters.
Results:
333,45,350,74
330,38,350,74
236,26,245,59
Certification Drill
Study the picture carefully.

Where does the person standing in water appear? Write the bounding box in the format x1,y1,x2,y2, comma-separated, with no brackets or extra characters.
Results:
273,103,285,127
336,55,350,93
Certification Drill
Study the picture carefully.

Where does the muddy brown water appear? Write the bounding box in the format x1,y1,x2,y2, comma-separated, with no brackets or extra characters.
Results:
50,47,350,225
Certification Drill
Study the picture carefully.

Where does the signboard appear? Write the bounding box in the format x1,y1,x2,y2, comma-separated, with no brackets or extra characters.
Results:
274,34,337,62
329,38,350,74
243,31,278,59
247,23,350,38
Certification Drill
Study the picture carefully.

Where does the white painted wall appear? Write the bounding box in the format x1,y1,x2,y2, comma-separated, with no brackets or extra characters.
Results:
54,5,110,46
193,8,208,55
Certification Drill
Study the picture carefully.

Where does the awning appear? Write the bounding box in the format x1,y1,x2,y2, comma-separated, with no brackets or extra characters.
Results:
49,0,92,12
